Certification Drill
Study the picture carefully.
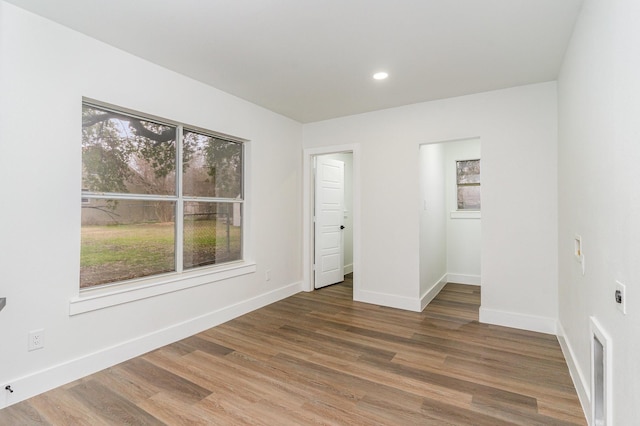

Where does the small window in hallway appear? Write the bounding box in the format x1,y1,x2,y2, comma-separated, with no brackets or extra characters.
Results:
456,159,480,210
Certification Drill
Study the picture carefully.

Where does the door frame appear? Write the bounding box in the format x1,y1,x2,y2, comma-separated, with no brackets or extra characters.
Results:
303,144,360,296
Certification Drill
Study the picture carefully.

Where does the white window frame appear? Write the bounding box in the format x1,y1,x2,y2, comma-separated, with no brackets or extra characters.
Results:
71,99,254,315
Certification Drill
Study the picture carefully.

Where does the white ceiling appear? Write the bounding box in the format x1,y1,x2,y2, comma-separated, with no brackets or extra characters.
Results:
6,0,583,123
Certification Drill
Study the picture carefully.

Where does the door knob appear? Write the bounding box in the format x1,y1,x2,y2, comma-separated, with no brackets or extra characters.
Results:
340,225,345,229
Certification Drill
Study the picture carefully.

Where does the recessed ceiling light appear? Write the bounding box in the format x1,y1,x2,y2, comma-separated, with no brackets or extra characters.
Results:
373,72,388,80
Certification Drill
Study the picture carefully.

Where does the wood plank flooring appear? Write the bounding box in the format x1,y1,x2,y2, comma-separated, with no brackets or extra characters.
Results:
0,276,586,425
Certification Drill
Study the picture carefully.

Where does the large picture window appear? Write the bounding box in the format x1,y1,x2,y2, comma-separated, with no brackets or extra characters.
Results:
81,102,243,289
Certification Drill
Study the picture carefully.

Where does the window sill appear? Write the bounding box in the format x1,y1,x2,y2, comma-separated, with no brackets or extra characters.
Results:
450,210,481,219
69,261,256,316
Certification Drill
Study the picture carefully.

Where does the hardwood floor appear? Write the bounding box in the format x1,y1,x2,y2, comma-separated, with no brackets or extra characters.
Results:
0,276,586,425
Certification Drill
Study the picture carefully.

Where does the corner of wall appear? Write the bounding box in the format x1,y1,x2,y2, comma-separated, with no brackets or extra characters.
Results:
478,307,557,335
557,321,591,424
420,273,448,311
354,289,422,312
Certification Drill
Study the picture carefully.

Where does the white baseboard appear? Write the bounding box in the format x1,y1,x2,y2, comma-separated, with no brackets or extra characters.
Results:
344,263,353,275
1,281,302,409
420,273,448,311
479,306,557,335
557,322,590,424
446,273,481,285
354,289,421,312
354,272,477,313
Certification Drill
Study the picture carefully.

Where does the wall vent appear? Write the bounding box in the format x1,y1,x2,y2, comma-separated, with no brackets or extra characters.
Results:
590,317,611,425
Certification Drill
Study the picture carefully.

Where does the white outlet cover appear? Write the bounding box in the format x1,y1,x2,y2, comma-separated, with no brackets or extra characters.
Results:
615,281,626,315
28,329,44,351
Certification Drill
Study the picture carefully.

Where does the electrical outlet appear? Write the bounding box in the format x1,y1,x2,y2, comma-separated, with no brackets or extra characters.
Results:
265,270,271,282
28,329,44,351
615,281,626,314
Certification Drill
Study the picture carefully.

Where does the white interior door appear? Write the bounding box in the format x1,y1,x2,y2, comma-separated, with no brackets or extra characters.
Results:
314,157,345,289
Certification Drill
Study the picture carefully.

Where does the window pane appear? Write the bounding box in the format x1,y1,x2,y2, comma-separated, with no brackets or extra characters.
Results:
457,159,480,184
183,131,242,198
183,202,242,269
80,199,176,288
82,105,177,195
457,185,481,210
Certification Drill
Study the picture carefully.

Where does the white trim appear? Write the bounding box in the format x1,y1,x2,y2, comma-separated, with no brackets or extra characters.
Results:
3,281,302,409
344,263,353,275
479,306,557,334
303,144,361,298
557,322,591,424
241,141,254,262
354,289,421,312
70,262,256,315
176,125,185,273
421,273,448,311
446,273,481,285
450,210,481,219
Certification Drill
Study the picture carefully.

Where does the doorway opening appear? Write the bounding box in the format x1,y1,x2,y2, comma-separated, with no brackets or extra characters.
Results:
419,138,481,309
303,145,359,299
314,154,352,289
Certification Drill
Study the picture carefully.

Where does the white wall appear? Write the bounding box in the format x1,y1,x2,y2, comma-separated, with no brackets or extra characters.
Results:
0,2,302,408
324,153,354,274
419,143,447,304
557,0,640,422
303,82,558,329
445,139,481,284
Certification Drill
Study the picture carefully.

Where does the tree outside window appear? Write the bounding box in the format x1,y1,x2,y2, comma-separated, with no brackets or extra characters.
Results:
81,103,243,288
